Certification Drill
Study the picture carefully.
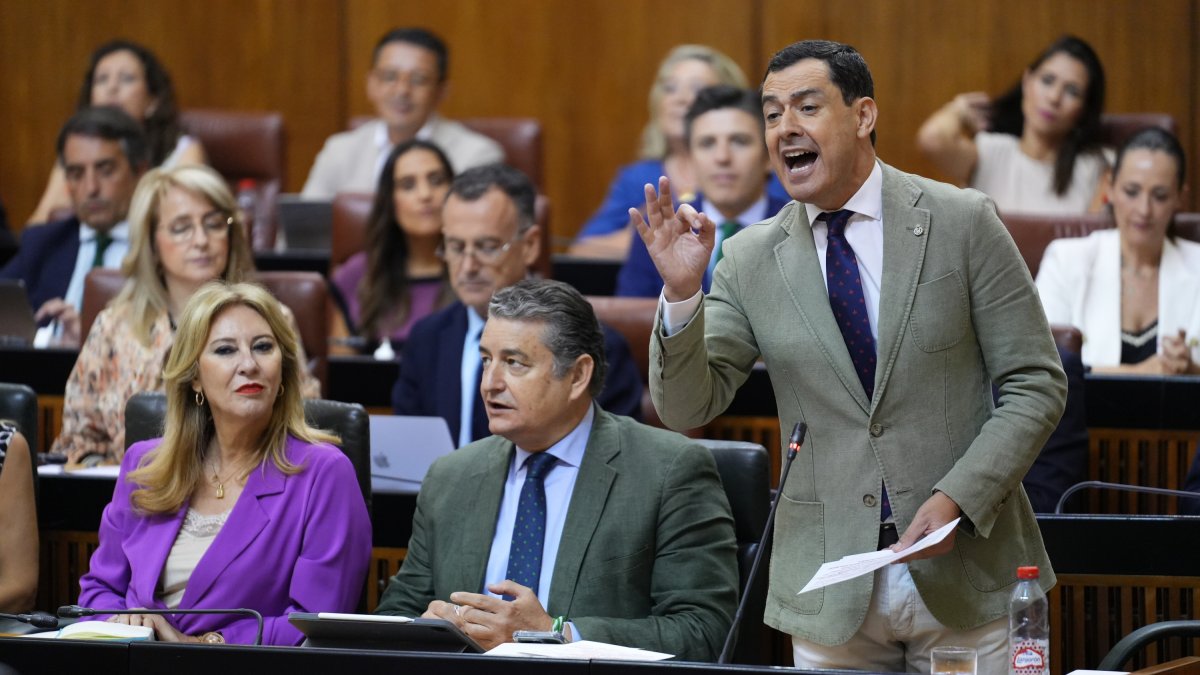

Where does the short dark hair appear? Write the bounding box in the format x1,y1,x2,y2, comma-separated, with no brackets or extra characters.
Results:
56,106,149,169
764,40,876,145
1112,126,1186,240
373,27,449,83
488,279,607,397
448,164,536,232
684,85,764,147
77,40,181,166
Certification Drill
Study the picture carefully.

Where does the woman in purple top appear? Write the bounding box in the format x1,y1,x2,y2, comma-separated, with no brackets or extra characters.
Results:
330,139,456,350
78,282,371,645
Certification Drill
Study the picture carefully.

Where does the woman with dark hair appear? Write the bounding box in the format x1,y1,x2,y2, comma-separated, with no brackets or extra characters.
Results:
329,139,455,350
28,39,206,224
917,35,1110,215
1037,127,1200,373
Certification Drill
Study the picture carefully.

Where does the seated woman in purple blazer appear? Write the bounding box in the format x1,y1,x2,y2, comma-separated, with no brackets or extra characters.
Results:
328,139,456,352
77,281,371,645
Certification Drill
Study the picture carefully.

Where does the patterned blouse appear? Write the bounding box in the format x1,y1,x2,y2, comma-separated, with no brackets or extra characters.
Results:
0,421,15,474
51,302,321,463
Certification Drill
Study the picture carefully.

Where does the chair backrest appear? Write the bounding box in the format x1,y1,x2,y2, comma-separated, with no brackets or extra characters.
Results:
124,392,371,506
1050,324,1083,355
1098,620,1200,671
694,439,772,665
330,192,375,271
82,270,328,392
1098,113,1179,150
329,192,552,280
257,271,329,391
1174,213,1200,244
81,268,126,341
1000,212,1112,278
180,109,287,252
0,382,39,498
585,295,659,425
459,117,543,189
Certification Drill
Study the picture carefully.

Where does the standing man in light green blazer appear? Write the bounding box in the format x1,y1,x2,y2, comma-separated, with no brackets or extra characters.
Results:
636,40,1066,672
376,279,738,662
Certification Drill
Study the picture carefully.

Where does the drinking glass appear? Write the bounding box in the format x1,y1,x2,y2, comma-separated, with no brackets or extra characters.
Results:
930,645,977,675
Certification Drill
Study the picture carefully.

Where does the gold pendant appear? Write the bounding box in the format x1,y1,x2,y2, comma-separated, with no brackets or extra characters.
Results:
216,481,225,499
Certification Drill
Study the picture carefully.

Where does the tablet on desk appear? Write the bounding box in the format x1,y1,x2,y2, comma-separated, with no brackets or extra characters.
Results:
0,280,38,346
288,612,484,653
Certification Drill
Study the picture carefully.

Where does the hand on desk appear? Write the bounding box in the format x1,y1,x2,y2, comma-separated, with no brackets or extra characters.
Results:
892,491,962,563
424,580,556,650
107,611,198,643
34,297,81,347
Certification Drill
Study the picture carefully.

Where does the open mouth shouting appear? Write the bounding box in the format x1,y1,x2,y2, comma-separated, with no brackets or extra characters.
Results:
783,148,818,176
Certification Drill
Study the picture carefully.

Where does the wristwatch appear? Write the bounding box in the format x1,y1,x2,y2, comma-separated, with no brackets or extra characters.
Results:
200,631,225,644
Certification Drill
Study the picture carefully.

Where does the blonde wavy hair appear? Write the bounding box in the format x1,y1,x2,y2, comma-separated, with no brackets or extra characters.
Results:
117,165,255,346
129,282,338,514
638,45,748,160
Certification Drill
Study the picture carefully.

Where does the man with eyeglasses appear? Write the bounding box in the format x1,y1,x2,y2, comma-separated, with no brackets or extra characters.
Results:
1,106,147,346
392,164,643,447
301,27,504,199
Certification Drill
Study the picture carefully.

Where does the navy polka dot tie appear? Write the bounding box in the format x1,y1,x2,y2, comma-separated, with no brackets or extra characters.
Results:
504,452,557,599
822,210,890,521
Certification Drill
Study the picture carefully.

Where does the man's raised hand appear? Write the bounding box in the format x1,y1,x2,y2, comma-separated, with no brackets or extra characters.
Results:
630,176,715,302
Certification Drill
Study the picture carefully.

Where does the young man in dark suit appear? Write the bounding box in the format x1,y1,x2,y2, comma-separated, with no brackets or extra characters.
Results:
618,85,790,297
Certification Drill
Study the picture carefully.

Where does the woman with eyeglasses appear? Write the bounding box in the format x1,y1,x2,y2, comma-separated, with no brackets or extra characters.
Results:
329,139,456,352
50,165,318,465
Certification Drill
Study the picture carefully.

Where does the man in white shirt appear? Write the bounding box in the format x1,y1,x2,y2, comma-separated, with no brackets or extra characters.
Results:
301,27,504,198
376,278,737,661
635,39,1065,672
0,107,146,346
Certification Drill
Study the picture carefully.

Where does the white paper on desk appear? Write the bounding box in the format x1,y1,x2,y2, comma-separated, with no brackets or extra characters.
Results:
486,640,673,661
37,464,121,479
797,518,961,595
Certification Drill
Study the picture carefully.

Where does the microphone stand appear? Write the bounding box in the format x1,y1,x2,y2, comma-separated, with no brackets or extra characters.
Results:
57,605,264,645
1055,480,1200,514
0,611,58,629
718,421,807,665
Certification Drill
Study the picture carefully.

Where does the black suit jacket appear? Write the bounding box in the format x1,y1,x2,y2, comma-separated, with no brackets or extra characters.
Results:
1021,346,1088,513
0,217,82,313
392,302,644,442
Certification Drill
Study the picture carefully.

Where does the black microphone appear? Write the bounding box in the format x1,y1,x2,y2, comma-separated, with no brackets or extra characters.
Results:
718,421,807,665
1055,480,1200,514
57,604,264,645
0,611,59,629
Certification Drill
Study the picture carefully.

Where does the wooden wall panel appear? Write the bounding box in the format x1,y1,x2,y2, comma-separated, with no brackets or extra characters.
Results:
0,0,342,230
761,0,1198,207
2,0,1198,238
342,0,759,245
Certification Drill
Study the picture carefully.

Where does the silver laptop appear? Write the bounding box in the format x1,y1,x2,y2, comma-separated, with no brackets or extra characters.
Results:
277,194,333,251
0,280,38,346
369,415,455,495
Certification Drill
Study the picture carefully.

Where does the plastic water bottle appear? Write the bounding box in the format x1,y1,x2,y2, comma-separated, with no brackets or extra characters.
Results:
1009,565,1049,675
236,178,258,236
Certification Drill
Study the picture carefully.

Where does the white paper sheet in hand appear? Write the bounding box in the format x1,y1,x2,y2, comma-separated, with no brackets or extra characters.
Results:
797,518,961,595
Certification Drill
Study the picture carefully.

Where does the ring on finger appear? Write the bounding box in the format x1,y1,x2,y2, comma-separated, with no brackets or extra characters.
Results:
453,604,462,617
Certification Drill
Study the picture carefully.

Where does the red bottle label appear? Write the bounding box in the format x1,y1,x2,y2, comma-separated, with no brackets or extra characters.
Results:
1010,639,1048,674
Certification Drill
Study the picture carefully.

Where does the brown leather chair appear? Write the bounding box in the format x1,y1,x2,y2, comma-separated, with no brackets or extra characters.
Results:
81,269,328,393
460,117,543,189
1000,212,1113,278
586,295,661,427
81,268,126,340
1098,113,1178,149
181,109,287,252
330,192,374,271
1173,212,1200,244
330,191,551,279
1050,324,1084,355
